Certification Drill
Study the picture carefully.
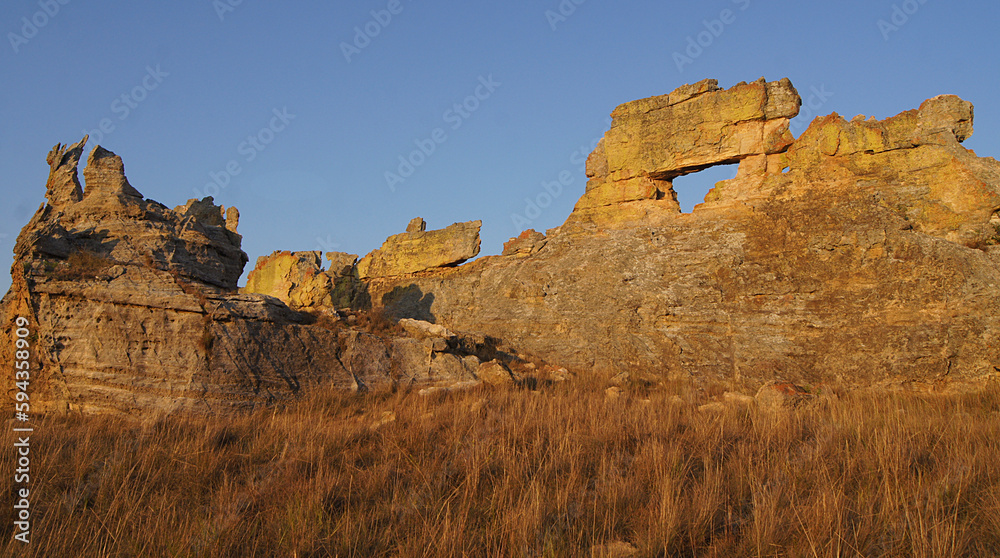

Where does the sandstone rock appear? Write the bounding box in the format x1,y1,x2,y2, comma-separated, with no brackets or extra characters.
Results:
367,80,1000,388
406,217,427,232
8,78,1000,416
430,352,479,383
339,330,394,389
20,147,246,290
325,251,358,277
0,146,346,415
476,359,516,386
83,146,143,201
225,207,239,233
574,78,800,216
502,229,546,256
175,197,226,228
398,318,455,340
243,250,334,309
44,136,88,208
357,220,482,279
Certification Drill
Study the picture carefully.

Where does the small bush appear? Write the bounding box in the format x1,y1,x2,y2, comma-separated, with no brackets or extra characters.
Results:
354,307,403,336
49,249,115,280
301,310,343,332
197,328,214,354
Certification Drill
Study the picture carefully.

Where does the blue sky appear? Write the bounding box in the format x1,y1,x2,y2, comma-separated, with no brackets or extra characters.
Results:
2,0,998,294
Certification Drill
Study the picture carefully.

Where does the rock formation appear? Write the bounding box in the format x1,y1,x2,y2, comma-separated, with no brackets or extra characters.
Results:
356,219,482,279
573,78,799,220
0,140,499,415
6,77,1000,416
241,250,364,310
365,79,1000,386
244,251,335,309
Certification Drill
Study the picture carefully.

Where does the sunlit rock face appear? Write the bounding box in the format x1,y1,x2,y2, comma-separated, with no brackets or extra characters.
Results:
368,79,1000,386
5,78,1000,417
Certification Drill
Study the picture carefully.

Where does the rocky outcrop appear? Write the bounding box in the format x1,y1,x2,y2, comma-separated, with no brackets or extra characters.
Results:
365,79,1000,387
0,138,350,414
242,250,362,310
43,136,88,208
6,78,1000,416
357,219,482,279
0,139,514,415
573,78,800,223
326,251,358,277
244,251,334,308
502,229,547,257
83,146,144,201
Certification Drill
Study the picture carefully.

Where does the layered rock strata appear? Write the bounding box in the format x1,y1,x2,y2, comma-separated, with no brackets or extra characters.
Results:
0,139,494,415
7,77,1000,416
366,80,1000,385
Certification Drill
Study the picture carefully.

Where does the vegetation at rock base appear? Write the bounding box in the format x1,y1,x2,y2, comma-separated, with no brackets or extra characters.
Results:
3,378,1000,556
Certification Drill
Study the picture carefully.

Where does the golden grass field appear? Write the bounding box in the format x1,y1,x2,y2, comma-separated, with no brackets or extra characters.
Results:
3,375,1000,557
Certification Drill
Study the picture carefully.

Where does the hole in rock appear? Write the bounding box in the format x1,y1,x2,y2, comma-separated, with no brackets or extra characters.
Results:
671,163,739,213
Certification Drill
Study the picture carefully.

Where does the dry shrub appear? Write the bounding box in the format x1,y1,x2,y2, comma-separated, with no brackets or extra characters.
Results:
301,310,343,332
354,307,403,336
3,382,1000,556
49,249,115,281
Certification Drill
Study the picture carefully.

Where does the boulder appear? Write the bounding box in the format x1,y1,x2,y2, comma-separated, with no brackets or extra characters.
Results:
243,250,334,309
406,217,427,232
325,251,358,277
476,359,516,386
357,220,482,278
502,229,546,256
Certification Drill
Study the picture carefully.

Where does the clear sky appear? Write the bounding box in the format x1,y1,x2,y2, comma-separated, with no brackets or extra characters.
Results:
2,0,998,295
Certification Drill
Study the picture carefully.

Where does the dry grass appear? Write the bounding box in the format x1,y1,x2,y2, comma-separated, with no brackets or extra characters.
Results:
3,379,1000,557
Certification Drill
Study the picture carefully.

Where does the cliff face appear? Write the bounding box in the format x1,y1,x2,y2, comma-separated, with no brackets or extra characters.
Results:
366,79,1000,385
6,78,1000,415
